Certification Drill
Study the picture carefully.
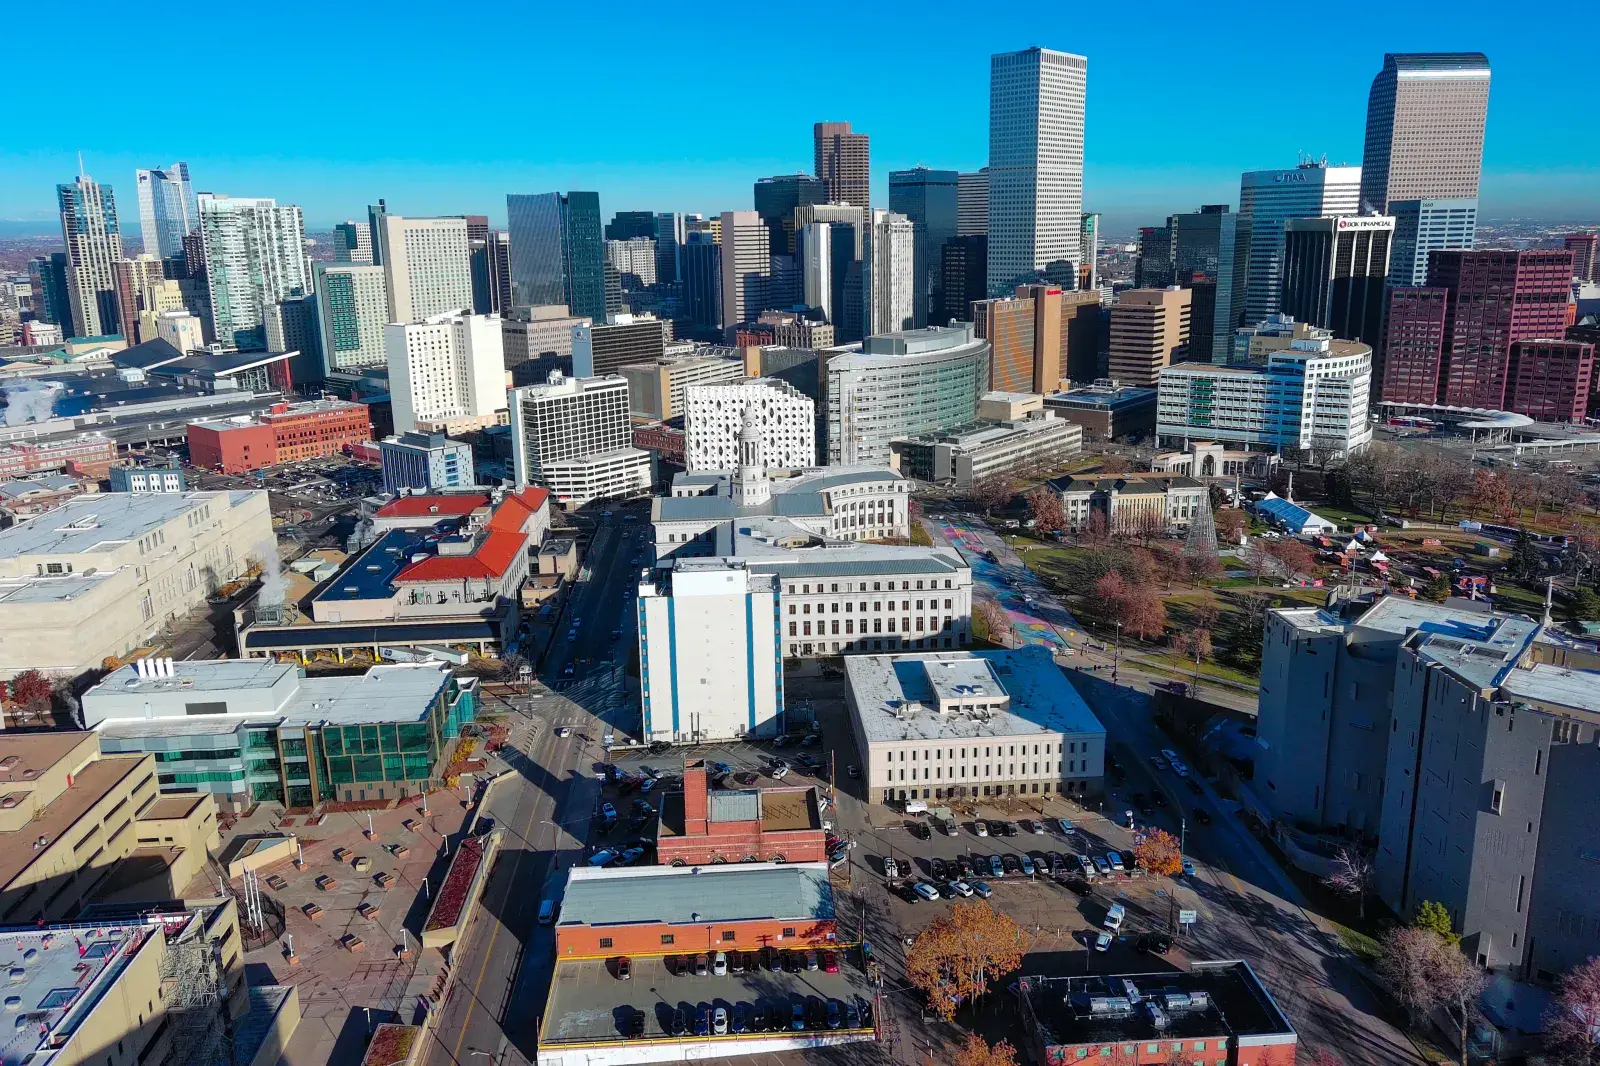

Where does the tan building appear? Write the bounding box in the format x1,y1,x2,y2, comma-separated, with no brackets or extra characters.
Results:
814,121,870,208
0,732,219,925
1107,287,1192,386
1046,471,1205,534
756,310,834,350
1060,289,1104,384
503,305,590,370
973,284,1062,394
618,354,744,421
0,490,274,678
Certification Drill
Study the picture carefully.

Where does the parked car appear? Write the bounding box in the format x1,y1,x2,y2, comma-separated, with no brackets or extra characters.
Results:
971,880,993,899
1186,778,1204,796
712,951,728,976
939,882,960,899
957,857,975,879
1150,756,1168,771
913,882,941,901
693,954,710,977
627,1010,646,1037
1057,818,1075,835
988,855,1005,878
1138,932,1174,955
1182,858,1196,877
1107,851,1126,871
882,856,900,879
909,820,932,840
670,1007,689,1036
588,849,617,867
929,858,948,881
1092,854,1110,875
1019,855,1036,876
1001,854,1022,875
600,802,618,820
732,1003,749,1034
973,820,989,837
1027,819,1046,835
822,950,838,973
712,1007,729,1035
615,956,632,980
1094,931,1113,952
791,1000,806,1031
826,1000,843,1029
804,949,819,971
950,880,974,897
1194,807,1212,825
729,950,746,974
771,765,790,779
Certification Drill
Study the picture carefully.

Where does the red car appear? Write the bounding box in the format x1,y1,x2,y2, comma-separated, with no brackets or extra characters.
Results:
822,950,838,974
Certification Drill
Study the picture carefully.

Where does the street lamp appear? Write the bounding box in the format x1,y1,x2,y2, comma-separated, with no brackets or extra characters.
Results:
1112,622,1123,684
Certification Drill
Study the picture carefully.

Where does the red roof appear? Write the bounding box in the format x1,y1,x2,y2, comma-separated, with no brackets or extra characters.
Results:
393,488,549,583
374,493,491,519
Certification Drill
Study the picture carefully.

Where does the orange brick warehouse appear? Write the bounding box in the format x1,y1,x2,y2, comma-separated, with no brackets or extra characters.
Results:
187,398,372,473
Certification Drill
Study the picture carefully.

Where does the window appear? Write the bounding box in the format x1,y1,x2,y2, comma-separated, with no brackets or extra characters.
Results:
722,929,736,941
782,927,795,937
660,934,675,945
1490,779,1505,815
599,937,614,949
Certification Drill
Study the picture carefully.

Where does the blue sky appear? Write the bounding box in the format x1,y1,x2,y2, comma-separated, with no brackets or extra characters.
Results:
4,0,1594,237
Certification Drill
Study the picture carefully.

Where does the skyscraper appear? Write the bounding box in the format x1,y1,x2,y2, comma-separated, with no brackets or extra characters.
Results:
1078,213,1100,291
111,255,165,341
1387,199,1477,287
863,210,915,337
681,231,722,340
504,191,607,321
1135,225,1174,288
972,283,1062,393
754,174,828,255
56,173,123,339
957,170,989,237
654,212,684,285
562,193,607,323
888,167,959,329
1433,250,1574,409
1379,286,1450,404
1237,163,1362,324
987,47,1087,296
134,163,197,262
719,211,770,331
27,254,72,331
367,200,388,266
378,215,473,322
315,264,389,374
1108,288,1191,386
333,220,374,264
1170,206,1241,364
939,236,988,327
490,231,512,312
813,122,870,207
1280,216,1394,349
604,211,656,242
800,221,833,323
1565,234,1598,283
1360,53,1490,213
197,194,308,349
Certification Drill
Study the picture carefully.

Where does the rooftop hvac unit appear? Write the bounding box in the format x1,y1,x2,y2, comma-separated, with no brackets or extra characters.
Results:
1146,1003,1169,1029
1087,996,1131,1014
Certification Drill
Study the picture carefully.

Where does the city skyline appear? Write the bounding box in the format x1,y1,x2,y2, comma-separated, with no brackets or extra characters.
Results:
3,1,1594,233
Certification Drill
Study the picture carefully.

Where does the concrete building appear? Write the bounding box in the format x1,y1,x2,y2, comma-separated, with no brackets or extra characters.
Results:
111,254,165,343
380,430,476,492
606,236,658,289
57,173,124,339
187,398,372,473
973,284,1063,394
957,169,988,237
508,372,650,507
334,218,374,263
620,353,744,422
1158,330,1372,459
1237,164,1362,324
656,761,826,866
638,557,783,742
1504,339,1595,423
845,646,1106,805
1047,472,1205,535
502,304,590,372
821,324,991,465
1379,287,1451,403
572,313,666,377
1280,216,1394,350
756,309,834,351
1078,212,1100,291
891,403,1082,490
0,490,272,678
1171,205,1242,365
1388,199,1478,287
800,220,835,323
378,215,473,323
1108,287,1192,386
386,310,507,434
889,167,959,328
1434,250,1576,409
197,194,308,349
0,732,218,923
719,211,770,331
315,263,388,373
154,309,204,353
85,658,481,809
988,47,1087,294
1565,233,1598,283
938,235,988,327
108,460,186,493
134,161,198,262
1360,53,1490,212
1232,314,1322,364
1044,382,1158,441
684,378,815,471
262,293,320,372
813,121,870,208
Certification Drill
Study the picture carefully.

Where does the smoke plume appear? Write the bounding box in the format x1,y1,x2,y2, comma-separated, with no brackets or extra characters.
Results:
2,380,60,427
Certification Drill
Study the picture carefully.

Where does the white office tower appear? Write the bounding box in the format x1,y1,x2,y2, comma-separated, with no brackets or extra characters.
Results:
864,210,916,336
606,237,658,288
379,215,473,322
134,163,198,260
684,379,816,472
197,194,309,348
315,264,389,372
508,371,650,506
801,221,832,322
987,47,1087,295
385,311,507,434
154,310,204,352
638,558,783,742
958,169,988,237
719,211,770,329
1236,163,1362,324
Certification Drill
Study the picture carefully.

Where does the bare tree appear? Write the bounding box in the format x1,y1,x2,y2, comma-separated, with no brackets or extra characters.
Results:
976,600,1012,648
1377,926,1484,1065
1544,955,1600,1066
1324,846,1376,920
969,475,1017,516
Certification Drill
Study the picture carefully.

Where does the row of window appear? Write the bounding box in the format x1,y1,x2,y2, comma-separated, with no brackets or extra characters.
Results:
892,760,1089,781
788,580,954,594
792,599,954,615
790,617,953,637
788,634,968,655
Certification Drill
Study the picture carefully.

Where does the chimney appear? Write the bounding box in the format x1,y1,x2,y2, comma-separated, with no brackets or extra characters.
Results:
682,760,709,837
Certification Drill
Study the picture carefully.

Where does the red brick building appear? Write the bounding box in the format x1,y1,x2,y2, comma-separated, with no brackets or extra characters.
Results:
187,399,372,473
1380,287,1449,404
656,762,826,867
1017,962,1297,1066
1434,250,1575,409
1505,339,1596,423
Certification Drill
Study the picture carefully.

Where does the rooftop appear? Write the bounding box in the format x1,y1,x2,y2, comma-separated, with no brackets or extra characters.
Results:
1046,386,1158,410
1502,662,1600,715
1049,473,1202,494
0,491,249,559
846,646,1105,744
0,921,161,1066
0,753,150,893
394,487,547,582
557,862,834,928
372,493,491,521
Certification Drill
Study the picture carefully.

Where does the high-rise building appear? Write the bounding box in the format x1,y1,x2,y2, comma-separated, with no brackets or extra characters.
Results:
814,121,870,207
939,236,988,327
681,231,723,340
684,378,816,471
605,211,657,241
755,310,834,350
654,212,684,285
1504,340,1595,423
1360,53,1490,212
754,174,828,256
1060,289,1104,384
27,254,72,330
863,210,915,336
795,204,868,342
1135,224,1174,288
1379,286,1450,404
197,194,308,349
972,284,1062,394
1565,233,1598,283
57,173,124,339
508,372,650,505
572,314,667,377
1170,206,1242,364
315,264,389,373
1078,213,1100,291
1387,199,1477,287
889,168,959,329
379,431,476,492
333,219,374,264
111,254,164,341
958,169,989,237
719,211,770,331
606,237,658,289
154,310,205,353
367,200,388,266
377,215,473,323
134,162,197,262
505,191,607,321
263,294,321,370
988,47,1087,296
1434,250,1575,408
800,220,834,322
501,304,589,373
1108,288,1192,386
1237,163,1362,324
1280,216,1394,349
490,231,512,312
385,311,507,433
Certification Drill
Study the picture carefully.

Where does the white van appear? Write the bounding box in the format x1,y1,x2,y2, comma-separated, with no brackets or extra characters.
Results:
903,799,929,815
1102,903,1126,931
538,899,557,925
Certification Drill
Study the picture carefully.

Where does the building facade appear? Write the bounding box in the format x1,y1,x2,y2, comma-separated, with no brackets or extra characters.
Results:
973,283,1063,394
1237,164,1362,324
1108,287,1192,386
187,398,373,473
333,218,374,264
508,372,650,506
1048,472,1206,534
380,431,476,492
1434,250,1575,409
1279,215,1394,349
1388,198,1478,288
385,311,507,434
57,174,124,339
1379,286,1450,403
1171,205,1242,364
1504,339,1595,423
957,169,988,237
378,215,473,322
813,121,870,208
1360,53,1490,212
863,210,916,337
620,354,744,422
198,194,309,349
572,313,666,377
939,235,989,327
892,407,1083,490
889,167,960,329
684,378,816,471
315,264,389,373
134,162,198,262
719,211,770,331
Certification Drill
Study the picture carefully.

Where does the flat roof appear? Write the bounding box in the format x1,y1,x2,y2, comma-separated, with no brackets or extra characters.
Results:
139,795,207,821
241,617,499,650
1502,662,1600,714
1046,387,1157,410
0,491,242,558
558,862,834,928
0,921,161,1066
758,790,817,833
0,754,150,892
0,572,116,605
0,731,95,783
99,658,295,697
846,646,1105,744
